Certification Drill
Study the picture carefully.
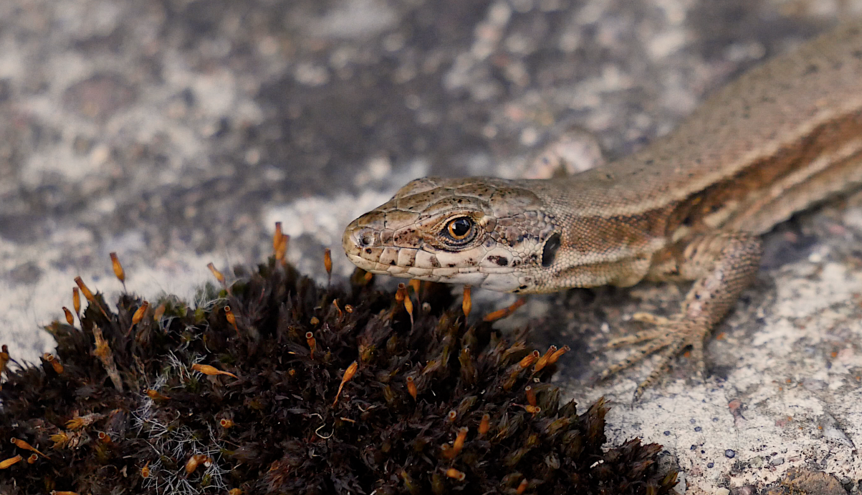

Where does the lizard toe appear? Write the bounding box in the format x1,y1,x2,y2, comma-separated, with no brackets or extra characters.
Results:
600,316,712,399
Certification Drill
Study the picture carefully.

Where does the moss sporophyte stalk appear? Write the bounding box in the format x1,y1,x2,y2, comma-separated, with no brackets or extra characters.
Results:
0,225,678,494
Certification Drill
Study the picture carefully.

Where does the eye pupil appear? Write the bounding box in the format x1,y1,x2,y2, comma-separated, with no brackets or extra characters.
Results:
448,217,472,239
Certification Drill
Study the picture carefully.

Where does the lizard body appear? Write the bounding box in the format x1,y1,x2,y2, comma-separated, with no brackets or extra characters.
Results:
342,22,862,396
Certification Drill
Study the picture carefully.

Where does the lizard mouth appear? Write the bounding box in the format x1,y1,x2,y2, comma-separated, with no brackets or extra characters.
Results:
343,227,466,279
342,220,495,285
342,224,529,292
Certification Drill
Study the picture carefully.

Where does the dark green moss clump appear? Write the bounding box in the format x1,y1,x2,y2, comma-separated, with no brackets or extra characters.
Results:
0,256,677,494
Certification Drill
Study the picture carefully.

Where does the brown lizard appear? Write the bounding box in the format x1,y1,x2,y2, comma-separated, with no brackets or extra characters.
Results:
342,22,862,398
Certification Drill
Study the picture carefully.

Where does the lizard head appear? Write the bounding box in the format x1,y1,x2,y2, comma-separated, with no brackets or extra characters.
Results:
342,177,560,292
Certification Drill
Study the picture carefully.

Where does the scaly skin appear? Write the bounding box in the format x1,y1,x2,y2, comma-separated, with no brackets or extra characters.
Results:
343,22,862,398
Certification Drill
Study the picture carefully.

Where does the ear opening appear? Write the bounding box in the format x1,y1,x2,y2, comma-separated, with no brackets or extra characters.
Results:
541,232,561,268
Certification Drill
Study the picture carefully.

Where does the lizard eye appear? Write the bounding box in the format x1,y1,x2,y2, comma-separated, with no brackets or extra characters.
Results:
443,217,475,244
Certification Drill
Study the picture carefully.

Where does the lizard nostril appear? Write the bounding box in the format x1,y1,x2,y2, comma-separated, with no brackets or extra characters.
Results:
356,229,376,248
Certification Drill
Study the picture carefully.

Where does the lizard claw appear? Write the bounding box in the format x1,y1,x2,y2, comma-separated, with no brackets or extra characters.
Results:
631,312,672,326
599,313,710,400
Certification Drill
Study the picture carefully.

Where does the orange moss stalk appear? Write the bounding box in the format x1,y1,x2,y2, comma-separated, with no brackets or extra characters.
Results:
483,297,526,322
324,248,332,286
462,285,472,319
10,437,46,458
332,361,358,407
191,363,237,379
110,252,126,291
74,276,107,317
0,455,22,469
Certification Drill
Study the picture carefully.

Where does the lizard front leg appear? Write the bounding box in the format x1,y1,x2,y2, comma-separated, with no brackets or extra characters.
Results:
599,232,763,399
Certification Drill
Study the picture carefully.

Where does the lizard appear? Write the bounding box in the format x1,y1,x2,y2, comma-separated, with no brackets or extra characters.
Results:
342,21,862,398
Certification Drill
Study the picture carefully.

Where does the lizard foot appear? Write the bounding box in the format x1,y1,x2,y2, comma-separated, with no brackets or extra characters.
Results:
598,313,710,400
591,233,762,399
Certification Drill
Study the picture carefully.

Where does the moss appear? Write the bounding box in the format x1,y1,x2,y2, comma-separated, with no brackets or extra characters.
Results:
0,255,677,494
